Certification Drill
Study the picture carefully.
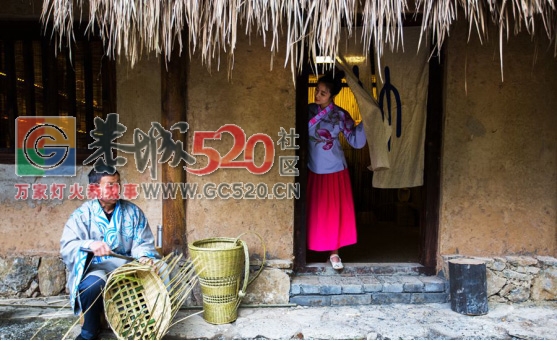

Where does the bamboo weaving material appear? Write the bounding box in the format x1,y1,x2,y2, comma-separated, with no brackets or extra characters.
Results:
103,254,198,340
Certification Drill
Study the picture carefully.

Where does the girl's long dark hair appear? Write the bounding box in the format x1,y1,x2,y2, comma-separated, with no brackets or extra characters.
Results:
317,69,345,96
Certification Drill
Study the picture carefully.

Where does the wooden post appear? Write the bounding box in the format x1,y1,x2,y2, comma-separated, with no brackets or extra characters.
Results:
421,47,444,275
449,258,488,315
161,47,188,256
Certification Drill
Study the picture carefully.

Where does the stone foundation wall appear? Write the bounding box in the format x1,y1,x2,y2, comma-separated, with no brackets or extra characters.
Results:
4,254,556,303
0,256,293,305
0,256,67,298
442,255,557,303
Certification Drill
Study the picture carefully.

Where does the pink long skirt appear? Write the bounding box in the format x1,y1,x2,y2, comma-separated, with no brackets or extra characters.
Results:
307,168,357,251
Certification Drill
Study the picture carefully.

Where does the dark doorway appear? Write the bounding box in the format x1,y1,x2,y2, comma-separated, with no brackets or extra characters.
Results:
305,124,423,264
294,49,443,274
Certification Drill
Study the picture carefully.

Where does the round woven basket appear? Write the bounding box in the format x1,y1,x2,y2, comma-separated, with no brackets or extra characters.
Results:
103,263,172,340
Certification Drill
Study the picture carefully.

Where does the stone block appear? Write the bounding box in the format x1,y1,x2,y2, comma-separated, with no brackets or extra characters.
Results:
502,269,532,281
506,285,530,303
514,266,540,275
531,268,557,300
0,256,40,297
536,256,557,268
244,268,290,304
331,294,371,306
401,276,424,292
23,280,39,298
360,276,383,292
257,259,293,269
370,293,412,304
38,257,66,296
318,276,342,295
500,283,531,302
489,258,507,271
188,282,203,306
441,255,465,278
377,276,403,293
505,256,538,267
473,257,494,268
290,295,331,306
420,276,446,293
65,268,70,294
340,277,363,294
410,292,449,304
292,276,320,295
486,269,507,297
290,283,301,295
488,294,508,303
319,285,342,295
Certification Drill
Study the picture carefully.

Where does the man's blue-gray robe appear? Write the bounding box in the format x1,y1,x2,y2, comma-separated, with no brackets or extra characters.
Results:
60,199,159,314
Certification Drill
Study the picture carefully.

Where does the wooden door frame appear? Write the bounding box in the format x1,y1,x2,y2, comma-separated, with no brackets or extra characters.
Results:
293,68,310,272
420,47,445,274
293,49,444,275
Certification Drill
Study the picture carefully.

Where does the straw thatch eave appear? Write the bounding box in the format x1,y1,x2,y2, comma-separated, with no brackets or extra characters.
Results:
40,0,557,81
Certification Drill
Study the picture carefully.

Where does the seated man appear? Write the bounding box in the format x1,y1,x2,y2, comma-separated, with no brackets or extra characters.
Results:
60,168,160,340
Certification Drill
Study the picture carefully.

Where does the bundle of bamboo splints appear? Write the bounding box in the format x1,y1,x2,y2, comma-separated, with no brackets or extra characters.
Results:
102,253,199,340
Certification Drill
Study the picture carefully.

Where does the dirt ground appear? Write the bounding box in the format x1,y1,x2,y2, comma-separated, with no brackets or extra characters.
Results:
1,296,556,340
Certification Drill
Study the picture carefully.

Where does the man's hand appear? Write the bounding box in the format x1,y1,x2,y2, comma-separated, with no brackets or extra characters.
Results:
89,241,112,256
139,257,154,265
139,257,158,271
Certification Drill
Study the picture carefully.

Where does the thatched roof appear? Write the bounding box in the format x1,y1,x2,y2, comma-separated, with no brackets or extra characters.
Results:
41,0,557,80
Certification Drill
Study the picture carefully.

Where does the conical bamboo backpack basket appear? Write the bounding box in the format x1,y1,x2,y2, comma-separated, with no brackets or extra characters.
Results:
188,232,265,324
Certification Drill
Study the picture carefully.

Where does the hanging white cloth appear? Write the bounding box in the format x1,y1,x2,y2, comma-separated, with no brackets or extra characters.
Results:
336,54,391,172
371,26,429,188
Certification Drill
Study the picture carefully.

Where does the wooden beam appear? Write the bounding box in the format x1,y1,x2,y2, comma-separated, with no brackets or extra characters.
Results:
4,40,17,149
161,49,188,256
23,40,36,116
83,42,94,145
65,47,77,119
101,49,117,116
41,38,58,116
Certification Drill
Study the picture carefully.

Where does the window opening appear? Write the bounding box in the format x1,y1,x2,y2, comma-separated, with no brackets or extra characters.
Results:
0,24,114,163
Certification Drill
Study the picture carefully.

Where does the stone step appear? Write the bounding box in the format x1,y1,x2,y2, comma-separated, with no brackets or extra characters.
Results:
300,262,426,276
290,274,449,306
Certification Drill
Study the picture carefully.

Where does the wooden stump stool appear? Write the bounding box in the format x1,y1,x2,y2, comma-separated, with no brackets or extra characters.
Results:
448,258,488,315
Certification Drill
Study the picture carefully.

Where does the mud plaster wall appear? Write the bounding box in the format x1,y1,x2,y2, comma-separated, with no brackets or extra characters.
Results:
115,58,163,232
2,0,555,267
186,34,296,261
439,20,557,266
0,57,162,256
0,1,76,256
0,0,162,255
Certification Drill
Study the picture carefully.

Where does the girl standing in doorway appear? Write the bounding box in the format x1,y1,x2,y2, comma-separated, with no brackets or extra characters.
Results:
307,70,367,270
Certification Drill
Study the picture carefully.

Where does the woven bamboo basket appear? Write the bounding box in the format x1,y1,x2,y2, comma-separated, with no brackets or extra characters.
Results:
188,233,265,325
103,254,198,340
